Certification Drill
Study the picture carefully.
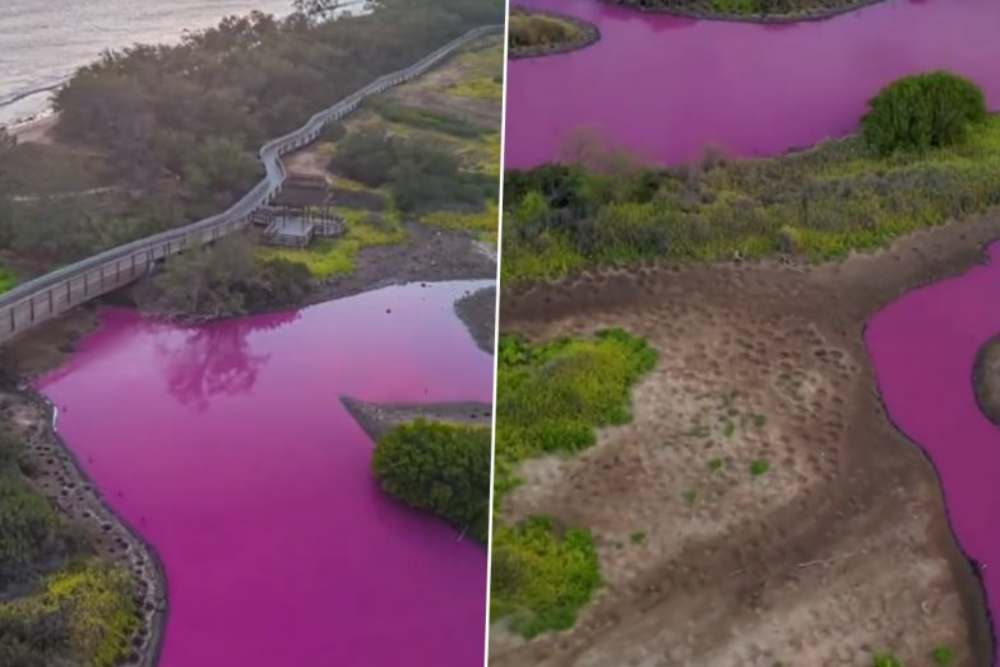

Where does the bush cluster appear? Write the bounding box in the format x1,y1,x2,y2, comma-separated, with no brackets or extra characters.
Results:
372,420,491,543
863,71,987,155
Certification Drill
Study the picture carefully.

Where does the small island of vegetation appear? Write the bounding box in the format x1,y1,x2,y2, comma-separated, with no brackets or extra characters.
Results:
508,8,600,59
373,420,491,543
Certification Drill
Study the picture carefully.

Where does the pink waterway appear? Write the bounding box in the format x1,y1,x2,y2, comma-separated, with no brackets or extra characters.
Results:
506,0,1000,168
866,244,1000,664
37,281,493,667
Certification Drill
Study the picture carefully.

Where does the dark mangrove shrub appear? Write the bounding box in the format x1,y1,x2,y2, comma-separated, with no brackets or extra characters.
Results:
863,71,987,155
372,420,491,543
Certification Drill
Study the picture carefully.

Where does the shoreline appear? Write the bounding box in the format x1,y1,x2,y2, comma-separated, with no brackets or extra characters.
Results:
495,209,1000,665
508,7,601,59
0,382,167,667
597,0,887,24
341,397,493,444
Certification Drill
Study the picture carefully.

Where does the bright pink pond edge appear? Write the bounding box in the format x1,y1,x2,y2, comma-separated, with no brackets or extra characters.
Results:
37,281,493,667
506,0,1000,168
866,243,1000,665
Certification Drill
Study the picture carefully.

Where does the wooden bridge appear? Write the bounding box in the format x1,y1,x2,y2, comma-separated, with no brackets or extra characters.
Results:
0,25,501,345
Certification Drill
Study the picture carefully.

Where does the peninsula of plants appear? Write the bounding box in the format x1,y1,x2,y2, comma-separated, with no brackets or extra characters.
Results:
605,0,882,20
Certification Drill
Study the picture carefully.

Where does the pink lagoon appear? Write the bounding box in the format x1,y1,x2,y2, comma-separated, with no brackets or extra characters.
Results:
37,281,492,667
505,0,1000,168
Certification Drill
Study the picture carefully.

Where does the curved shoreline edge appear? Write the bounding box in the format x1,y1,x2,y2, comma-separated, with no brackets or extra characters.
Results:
597,0,888,24
22,386,168,667
508,7,601,59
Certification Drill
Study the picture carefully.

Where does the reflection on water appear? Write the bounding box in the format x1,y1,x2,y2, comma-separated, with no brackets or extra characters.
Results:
153,311,298,409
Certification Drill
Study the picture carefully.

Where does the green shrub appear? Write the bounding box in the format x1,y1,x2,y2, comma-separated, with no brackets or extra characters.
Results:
931,646,955,666
863,72,987,155
373,420,491,543
490,518,600,638
0,472,59,587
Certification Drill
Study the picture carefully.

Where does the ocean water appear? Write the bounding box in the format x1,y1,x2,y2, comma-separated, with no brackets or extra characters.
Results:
38,281,492,667
0,0,305,127
866,242,1000,666
506,0,1000,167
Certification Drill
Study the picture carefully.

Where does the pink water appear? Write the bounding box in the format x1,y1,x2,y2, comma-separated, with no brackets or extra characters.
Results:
37,281,493,667
866,244,1000,663
506,0,1000,168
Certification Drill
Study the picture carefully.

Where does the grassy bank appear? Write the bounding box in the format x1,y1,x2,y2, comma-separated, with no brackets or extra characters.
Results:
491,330,657,636
502,115,1000,283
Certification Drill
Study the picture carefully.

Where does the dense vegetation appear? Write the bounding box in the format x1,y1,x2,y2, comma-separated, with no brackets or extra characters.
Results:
372,420,491,543
135,235,313,319
0,0,502,290
507,9,595,57
490,330,657,636
863,72,987,155
606,0,872,18
0,425,139,666
502,84,1000,283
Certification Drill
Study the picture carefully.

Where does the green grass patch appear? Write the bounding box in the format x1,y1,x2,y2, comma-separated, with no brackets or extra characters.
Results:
630,530,646,544
257,211,405,278
448,76,502,101
373,420,490,543
750,459,771,477
370,99,487,139
931,646,955,666
491,329,656,637
502,114,1000,283
421,201,498,243
490,518,601,638
708,457,724,472
873,653,903,667
682,489,698,505
0,266,17,294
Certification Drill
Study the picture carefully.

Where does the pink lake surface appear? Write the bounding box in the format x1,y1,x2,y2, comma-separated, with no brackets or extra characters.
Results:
37,281,493,667
866,244,1000,664
506,0,1000,168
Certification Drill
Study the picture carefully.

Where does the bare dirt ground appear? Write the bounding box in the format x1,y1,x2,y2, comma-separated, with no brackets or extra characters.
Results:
490,212,1000,667
341,397,492,443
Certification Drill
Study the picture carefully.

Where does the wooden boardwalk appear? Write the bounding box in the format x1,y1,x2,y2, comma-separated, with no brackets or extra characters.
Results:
0,25,501,345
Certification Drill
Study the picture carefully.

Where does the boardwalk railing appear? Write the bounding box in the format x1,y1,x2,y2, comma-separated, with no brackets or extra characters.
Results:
0,24,501,345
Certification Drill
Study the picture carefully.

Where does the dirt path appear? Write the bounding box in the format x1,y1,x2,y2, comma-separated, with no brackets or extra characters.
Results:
491,212,1000,667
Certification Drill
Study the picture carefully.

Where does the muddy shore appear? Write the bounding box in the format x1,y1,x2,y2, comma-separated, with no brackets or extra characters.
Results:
455,286,497,353
492,210,1000,666
341,397,493,444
